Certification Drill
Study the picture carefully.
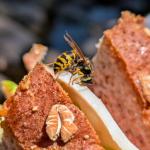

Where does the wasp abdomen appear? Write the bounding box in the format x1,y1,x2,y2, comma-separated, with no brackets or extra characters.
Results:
53,52,74,73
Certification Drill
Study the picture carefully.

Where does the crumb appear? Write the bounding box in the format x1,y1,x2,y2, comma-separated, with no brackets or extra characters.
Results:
83,135,90,140
32,106,38,112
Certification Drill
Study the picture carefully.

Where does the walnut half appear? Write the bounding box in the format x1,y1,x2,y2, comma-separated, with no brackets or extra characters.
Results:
46,104,78,143
46,105,61,141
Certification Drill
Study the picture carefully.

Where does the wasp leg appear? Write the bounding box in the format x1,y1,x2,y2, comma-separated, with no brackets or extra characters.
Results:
73,81,83,86
55,71,65,80
69,74,74,85
74,81,88,86
69,68,83,85
46,62,53,67
67,67,79,85
71,73,84,85
71,76,82,85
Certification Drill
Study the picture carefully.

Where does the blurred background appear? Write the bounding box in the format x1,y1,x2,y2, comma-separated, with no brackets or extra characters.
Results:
0,0,150,99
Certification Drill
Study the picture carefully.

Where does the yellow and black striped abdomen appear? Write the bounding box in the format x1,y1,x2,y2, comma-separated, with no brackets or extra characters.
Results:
53,52,74,73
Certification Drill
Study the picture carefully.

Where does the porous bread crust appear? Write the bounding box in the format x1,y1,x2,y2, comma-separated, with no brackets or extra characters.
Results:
3,64,103,150
91,11,150,150
104,11,148,107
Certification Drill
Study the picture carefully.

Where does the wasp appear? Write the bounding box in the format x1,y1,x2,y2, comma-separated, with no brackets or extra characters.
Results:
52,33,93,85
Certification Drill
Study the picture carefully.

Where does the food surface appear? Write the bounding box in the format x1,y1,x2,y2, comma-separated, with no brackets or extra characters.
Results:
91,11,150,150
23,44,48,71
1,64,103,150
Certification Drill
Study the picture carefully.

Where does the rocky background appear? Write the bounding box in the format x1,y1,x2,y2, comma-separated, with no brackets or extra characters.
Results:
0,0,150,101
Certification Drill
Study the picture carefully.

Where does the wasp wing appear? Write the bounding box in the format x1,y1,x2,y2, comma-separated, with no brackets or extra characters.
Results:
64,33,94,77
64,33,86,61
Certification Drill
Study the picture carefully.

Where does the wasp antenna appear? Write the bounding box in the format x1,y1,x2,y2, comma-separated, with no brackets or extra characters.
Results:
46,62,53,66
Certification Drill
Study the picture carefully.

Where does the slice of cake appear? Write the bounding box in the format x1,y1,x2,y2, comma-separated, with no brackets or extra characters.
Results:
1,64,104,150
91,11,150,150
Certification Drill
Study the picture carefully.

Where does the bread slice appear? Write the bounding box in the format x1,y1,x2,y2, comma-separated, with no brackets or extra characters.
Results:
2,64,103,150
91,11,150,150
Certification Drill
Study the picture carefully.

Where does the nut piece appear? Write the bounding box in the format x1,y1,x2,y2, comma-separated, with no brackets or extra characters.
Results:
46,104,78,143
30,145,37,150
83,135,90,140
139,75,150,103
46,105,61,141
59,105,78,143
144,27,150,37
20,76,30,91
32,106,38,112
23,44,48,71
